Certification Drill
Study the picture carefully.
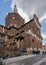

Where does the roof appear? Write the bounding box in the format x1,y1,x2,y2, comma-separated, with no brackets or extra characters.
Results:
8,18,33,30
0,24,8,30
5,13,24,22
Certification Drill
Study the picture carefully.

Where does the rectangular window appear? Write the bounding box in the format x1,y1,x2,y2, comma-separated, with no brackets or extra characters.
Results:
32,39,34,42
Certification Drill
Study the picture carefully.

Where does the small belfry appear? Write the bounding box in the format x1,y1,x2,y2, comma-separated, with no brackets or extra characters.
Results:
13,4,18,13
5,3,24,28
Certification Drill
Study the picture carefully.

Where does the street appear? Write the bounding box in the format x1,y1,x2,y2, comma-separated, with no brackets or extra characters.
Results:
15,55,46,65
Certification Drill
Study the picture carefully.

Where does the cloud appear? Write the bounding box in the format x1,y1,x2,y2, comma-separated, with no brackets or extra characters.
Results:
39,15,46,22
11,0,46,21
44,21,46,23
41,33,46,38
11,0,46,44
17,7,30,22
5,13,8,16
41,33,46,44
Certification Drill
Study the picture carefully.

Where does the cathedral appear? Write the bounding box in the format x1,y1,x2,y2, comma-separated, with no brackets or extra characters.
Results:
0,5,42,52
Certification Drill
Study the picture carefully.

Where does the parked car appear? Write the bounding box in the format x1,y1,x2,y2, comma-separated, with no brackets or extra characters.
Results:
32,50,40,54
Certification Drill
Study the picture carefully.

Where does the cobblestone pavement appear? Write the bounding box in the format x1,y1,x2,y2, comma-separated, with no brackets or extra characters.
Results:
2,55,46,65
40,60,46,65
15,55,46,65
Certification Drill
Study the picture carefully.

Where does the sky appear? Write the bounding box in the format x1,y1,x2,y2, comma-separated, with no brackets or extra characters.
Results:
0,0,12,25
0,0,46,45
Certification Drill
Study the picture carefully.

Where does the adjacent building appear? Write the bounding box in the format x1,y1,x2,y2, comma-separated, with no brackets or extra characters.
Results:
0,5,43,51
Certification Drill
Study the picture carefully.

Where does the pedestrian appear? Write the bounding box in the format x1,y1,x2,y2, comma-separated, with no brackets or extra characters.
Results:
0,58,3,65
42,51,44,54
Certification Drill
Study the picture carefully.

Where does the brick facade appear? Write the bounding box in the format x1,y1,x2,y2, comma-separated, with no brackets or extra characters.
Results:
0,11,42,51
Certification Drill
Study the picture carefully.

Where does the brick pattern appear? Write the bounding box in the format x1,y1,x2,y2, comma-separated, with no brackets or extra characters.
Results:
0,13,42,51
